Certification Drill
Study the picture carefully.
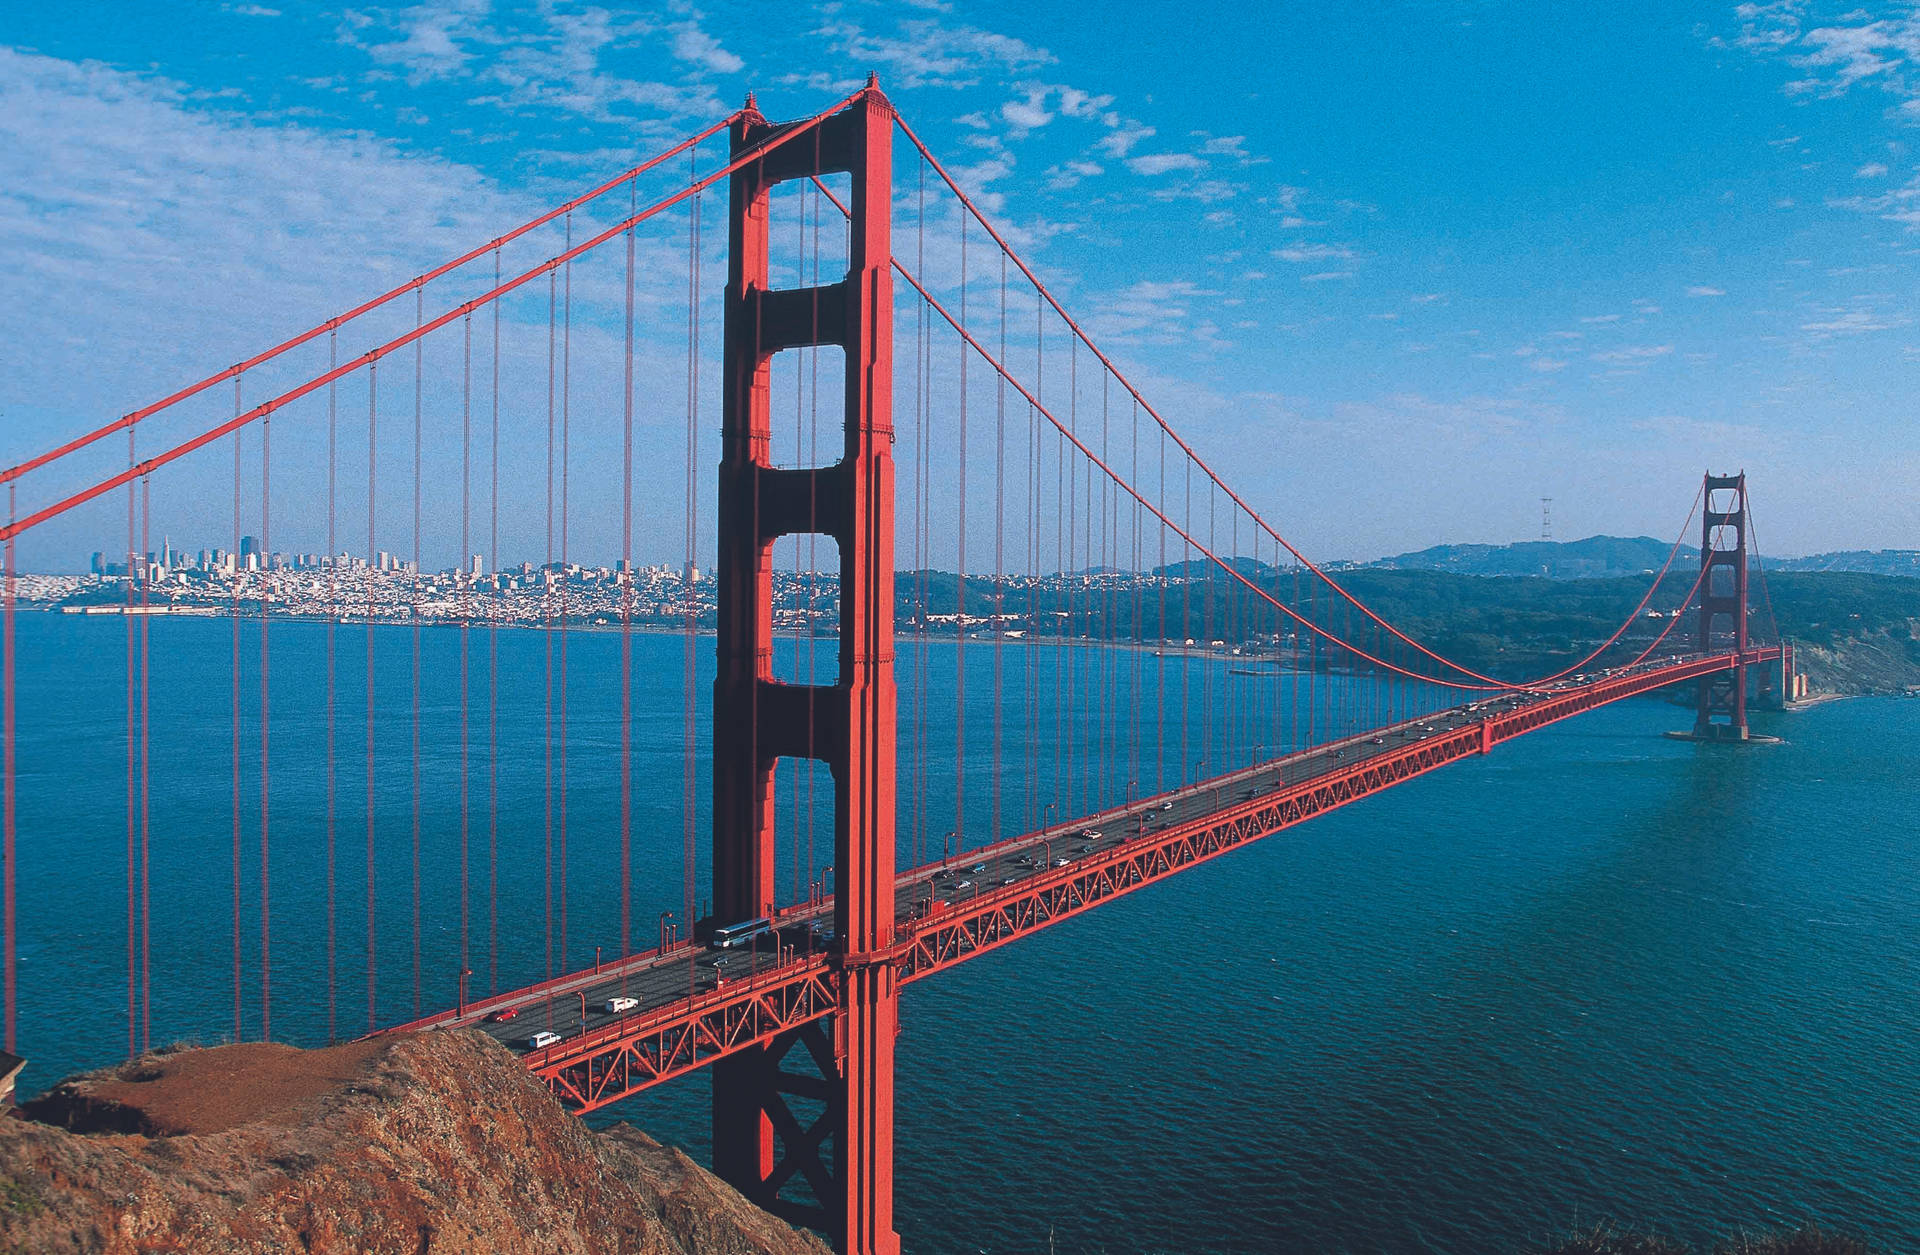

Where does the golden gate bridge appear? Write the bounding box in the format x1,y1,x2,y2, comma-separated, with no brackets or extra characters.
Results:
0,81,1792,1253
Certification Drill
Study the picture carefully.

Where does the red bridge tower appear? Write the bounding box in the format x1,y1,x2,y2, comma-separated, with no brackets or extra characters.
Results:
709,83,900,1255
1694,471,1750,740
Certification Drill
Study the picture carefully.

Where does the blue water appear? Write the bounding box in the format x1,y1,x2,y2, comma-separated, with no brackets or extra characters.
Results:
6,613,1918,1252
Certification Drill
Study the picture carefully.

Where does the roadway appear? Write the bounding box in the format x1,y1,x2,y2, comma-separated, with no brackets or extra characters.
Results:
386,652,1718,1058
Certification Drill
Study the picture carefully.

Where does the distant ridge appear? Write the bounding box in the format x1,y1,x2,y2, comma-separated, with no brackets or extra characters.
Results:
1366,535,1920,580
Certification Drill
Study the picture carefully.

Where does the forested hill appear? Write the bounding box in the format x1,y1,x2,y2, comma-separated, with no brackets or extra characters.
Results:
898,566,1920,690
1364,535,1920,580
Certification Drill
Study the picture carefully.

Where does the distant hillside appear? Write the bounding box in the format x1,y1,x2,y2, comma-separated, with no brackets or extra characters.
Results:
1370,535,1683,579
1368,536,1920,580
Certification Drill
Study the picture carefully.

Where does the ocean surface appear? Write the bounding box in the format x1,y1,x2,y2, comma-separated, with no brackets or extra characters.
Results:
5,612,1917,1253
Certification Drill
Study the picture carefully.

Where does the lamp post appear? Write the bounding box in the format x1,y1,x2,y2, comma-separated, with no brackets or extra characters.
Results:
1125,778,1137,809
457,968,473,1019
594,945,603,974
1042,802,1056,836
659,911,675,950
576,990,588,1031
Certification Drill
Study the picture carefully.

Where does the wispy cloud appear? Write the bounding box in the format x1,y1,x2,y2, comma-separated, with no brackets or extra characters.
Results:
1800,307,1911,336
1273,243,1354,263
1687,285,1727,297
1125,152,1206,176
1590,344,1675,364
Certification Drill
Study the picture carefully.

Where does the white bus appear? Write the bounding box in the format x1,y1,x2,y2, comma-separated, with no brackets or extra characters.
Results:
710,917,774,950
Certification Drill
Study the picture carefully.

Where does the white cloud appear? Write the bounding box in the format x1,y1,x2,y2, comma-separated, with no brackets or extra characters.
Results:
1800,308,1910,336
671,25,744,75
1272,243,1354,263
1001,97,1052,130
1124,151,1204,176
1857,161,1891,177
1590,344,1675,364
813,16,1052,90
1095,120,1154,159
1687,285,1727,297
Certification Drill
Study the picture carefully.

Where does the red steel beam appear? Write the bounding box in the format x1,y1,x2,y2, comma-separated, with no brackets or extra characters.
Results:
503,648,1778,1115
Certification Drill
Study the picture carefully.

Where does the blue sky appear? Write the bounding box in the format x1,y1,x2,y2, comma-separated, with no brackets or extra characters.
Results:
3,0,1919,563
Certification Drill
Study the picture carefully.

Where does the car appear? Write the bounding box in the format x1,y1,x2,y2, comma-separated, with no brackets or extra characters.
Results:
969,863,987,873
527,1030,562,1050
1053,857,1072,867
956,880,974,890
1159,801,1174,811
604,996,638,1014
487,1006,520,1023
1001,877,1017,886
1371,737,1385,745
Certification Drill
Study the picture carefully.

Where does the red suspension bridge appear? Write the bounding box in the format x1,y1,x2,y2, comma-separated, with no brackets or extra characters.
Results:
0,82,1792,1253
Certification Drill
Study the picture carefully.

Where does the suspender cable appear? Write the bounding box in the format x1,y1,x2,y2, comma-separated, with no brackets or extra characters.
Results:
410,290,424,1018
231,385,244,1040
260,401,273,1040
560,215,573,975
366,365,379,1033
544,270,556,1023
684,175,701,976
461,308,473,994
1,480,12,1053
126,430,137,1058
620,181,635,965
998,249,1013,844
327,330,339,1040
488,246,501,995
955,208,967,850
138,481,151,1052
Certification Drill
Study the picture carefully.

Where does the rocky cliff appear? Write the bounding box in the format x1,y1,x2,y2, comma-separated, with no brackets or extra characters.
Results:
0,1030,829,1255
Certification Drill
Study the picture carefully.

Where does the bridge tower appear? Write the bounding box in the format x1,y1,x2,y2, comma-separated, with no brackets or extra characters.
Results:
1694,471,1750,740
709,83,900,1255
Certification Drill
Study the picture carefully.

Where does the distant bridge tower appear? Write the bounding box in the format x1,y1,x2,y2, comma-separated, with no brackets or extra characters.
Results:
709,83,900,1255
1694,472,1750,739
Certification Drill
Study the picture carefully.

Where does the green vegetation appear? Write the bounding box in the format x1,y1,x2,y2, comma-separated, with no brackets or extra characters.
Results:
897,566,1920,686
0,1177,40,1218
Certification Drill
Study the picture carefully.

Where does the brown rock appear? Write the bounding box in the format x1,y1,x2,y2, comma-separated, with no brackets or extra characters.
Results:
0,1030,831,1255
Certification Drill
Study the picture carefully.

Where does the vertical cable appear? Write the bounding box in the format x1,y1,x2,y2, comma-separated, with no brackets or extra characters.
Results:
2,481,14,1053
326,330,338,1039
954,208,967,848
544,269,556,1019
125,430,137,1058
259,402,273,1040
489,247,501,994
559,215,573,975
461,308,473,994
366,364,379,1033
992,249,1005,843
621,182,636,962
410,289,422,1018
231,384,244,1040
684,171,701,951
138,479,150,1052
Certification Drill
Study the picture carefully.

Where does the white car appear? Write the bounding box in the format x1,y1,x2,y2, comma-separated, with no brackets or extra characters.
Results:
604,997,639,1014
527,1030,562,1050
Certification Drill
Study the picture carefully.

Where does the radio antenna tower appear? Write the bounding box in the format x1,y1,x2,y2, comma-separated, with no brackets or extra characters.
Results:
1540,497,1553,541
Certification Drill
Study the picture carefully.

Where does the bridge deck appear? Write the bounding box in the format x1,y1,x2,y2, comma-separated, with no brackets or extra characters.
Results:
375,647,1779,1112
